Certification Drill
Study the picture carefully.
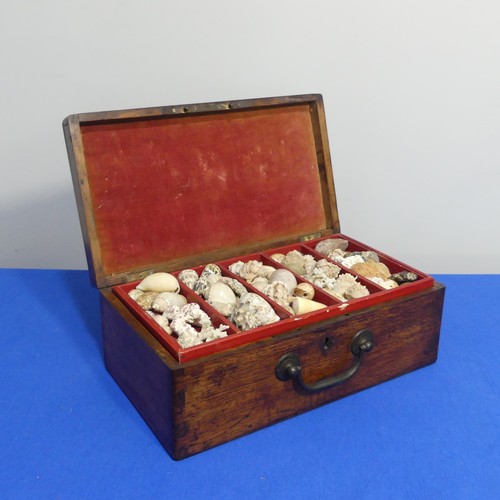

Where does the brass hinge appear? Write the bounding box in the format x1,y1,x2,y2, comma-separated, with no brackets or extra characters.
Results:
299,232,322,242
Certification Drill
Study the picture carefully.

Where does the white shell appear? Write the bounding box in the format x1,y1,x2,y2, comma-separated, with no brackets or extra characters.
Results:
251,276,269,293
232,293,280,331
292,297,326,315
344,283,370,300
207,282,237,317
263,281,291,308
151,292,187,312
269,269,297,294
137,272,180,293
207,282,237,305
293,283,315,300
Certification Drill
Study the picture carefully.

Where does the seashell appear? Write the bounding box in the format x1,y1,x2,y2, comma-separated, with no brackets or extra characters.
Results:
293,283,315,300
238,260,264,282
220,277,248,296
162,304,181,321
303,254,317,276
269,269,297,294
270,253,285,264
171,319,201,348
263,281,291,308
283,250,307,275
368,277,399,289
206,273,222,285
257,265,276,279
315,238,349,256
207,282,237,317
201,263,222,278
137,272,180,293
146,311,172,333
128,288,144,300
151,292,187,313
192,277,211,299
177,303,212,328
177,269,199,289
390,271,418,284
351,261,391,279
382,279,399,289
199,324,229,343
135,291,158,310
250,276,269,293
328,274,357,300
327,248,347,259
312,259,341,279
344,283,370,300
232,293,280,331
228,261,245,276
361,251,379,263
333,255,365,269
292,297,326,315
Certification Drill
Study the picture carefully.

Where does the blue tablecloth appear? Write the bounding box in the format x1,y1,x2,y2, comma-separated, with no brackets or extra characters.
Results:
1,270,498,499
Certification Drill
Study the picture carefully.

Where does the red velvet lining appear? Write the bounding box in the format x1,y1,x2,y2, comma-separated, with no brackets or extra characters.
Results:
81,105,326,276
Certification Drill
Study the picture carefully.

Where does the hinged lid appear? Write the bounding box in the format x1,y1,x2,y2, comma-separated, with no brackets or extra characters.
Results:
64,94,339,288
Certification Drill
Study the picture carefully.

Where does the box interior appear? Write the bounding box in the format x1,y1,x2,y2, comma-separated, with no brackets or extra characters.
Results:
113,233,433,362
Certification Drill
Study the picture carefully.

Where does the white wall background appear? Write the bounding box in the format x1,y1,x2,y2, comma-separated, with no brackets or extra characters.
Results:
1,0,499,274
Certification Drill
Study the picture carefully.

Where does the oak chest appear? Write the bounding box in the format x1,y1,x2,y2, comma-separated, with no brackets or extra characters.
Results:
63,94,445,459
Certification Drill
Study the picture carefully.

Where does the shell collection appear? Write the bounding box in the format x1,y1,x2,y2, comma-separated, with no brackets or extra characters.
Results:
269,249,369,302
228,260,327,314
128,272,229,348
313,238,419,290
124,238,420,350
181,264,281,331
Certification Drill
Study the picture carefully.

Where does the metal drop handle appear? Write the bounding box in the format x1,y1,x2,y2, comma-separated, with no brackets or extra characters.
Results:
275,329,374,393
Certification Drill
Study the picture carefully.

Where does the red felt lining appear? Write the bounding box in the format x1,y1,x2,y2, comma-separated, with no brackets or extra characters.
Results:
81,105,327,277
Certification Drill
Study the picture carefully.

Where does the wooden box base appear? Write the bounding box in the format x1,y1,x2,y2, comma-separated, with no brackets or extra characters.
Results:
101,281,444,460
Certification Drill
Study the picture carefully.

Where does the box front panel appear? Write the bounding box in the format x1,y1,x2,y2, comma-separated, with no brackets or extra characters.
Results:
173,284,444,458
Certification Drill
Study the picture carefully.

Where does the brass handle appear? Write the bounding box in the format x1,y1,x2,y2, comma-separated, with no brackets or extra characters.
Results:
275,329,374,393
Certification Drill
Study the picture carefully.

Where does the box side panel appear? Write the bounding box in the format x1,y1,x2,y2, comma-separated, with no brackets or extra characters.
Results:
100,291,177,456
173,284,445,458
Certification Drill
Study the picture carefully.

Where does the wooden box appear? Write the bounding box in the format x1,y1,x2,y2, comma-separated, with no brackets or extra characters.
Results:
63,94,445,459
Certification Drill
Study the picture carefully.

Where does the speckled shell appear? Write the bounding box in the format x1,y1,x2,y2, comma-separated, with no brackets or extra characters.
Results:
201,263,222,278
220,277,248,296
192,277,211,299
177,269,199,289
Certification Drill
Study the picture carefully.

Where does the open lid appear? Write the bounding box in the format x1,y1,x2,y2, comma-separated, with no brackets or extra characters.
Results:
63,94,340,288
